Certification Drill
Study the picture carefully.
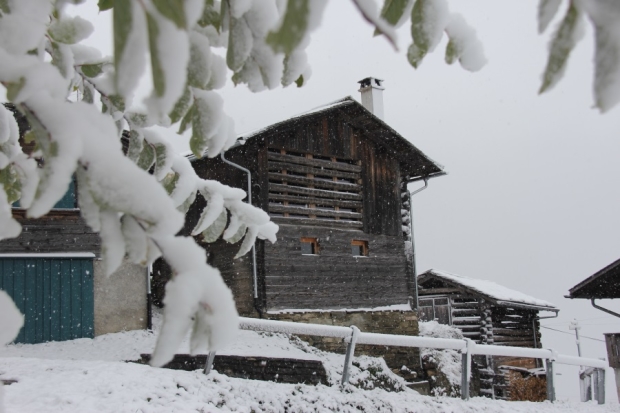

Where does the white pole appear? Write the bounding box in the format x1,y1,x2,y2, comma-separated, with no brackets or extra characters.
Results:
570,319,589,401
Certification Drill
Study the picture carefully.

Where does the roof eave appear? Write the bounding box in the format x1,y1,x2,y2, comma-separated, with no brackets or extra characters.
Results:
567,257,620,299
419,270,556,312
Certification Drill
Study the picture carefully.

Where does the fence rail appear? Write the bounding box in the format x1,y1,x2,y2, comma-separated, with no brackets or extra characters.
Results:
233,317,607,403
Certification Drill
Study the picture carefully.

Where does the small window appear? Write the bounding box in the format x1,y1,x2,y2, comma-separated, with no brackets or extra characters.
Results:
351,240,368,257
300,237,319,255
418,299,433,307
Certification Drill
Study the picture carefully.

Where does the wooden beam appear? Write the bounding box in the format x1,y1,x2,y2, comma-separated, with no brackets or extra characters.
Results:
418,287,461,295
269,172,361,192
271,217,363,229
269,205,362,220
269,183,362,200
268,193,362,209
267,152,361,173
268,161,360,180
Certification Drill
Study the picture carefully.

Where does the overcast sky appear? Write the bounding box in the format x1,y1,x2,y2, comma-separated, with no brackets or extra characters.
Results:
74,0,620,400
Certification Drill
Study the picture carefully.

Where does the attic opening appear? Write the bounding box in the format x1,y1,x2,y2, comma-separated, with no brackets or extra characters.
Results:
267,148,363,227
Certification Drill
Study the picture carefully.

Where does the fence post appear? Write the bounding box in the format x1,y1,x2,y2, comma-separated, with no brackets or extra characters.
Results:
580,368,593,401
203,351,216,375
596,368,606,405
341,325,360,386
545,358,555,402
461,339,474,400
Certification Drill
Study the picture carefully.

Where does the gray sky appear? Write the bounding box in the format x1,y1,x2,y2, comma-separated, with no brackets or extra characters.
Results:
76,0,620,400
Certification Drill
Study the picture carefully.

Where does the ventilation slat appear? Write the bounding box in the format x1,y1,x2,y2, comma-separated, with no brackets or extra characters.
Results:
269,183,362,201
267,151,361,172
269,204,363,220
268,161,359,180
269,193,362,209
269,173,360,192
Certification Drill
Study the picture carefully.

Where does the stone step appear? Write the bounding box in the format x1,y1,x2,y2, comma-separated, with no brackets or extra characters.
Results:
135,354,328,386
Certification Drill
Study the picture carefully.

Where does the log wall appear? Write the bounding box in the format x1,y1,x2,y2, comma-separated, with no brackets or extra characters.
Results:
0,209,100,254
264,224,409,310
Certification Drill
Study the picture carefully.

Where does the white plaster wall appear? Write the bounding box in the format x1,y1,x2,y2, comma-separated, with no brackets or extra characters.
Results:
93,259,148,336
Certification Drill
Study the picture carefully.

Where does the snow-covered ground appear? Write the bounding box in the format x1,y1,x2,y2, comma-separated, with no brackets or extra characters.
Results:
0,316,617,412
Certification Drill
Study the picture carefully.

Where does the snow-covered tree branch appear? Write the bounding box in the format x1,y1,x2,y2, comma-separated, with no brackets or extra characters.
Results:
0,0,619,372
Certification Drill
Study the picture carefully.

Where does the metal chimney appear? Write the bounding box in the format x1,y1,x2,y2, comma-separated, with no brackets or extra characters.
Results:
358,77,384,120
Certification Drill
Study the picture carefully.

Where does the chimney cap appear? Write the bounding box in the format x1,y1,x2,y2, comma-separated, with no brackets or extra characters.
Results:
358,77,384,90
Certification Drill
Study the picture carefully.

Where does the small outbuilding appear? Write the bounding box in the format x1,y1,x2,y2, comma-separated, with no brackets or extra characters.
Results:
417,269,558,398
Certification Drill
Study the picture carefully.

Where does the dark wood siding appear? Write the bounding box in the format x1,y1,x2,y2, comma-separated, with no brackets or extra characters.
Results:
264,112,404,236
264,224,409,310
0,210,100,254
179,110,413,313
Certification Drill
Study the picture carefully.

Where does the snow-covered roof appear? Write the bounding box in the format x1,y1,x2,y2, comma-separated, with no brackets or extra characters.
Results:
238,97,354,142
233,96,445,180
419,269,558,311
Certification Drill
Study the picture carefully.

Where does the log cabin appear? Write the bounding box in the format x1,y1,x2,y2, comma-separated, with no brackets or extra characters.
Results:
417,269,558,398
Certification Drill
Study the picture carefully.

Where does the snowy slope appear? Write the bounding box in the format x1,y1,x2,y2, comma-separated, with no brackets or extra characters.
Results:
0,314,617,412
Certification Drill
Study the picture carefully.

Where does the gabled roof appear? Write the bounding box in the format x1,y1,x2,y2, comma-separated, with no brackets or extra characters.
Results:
418,269,558,312
567,258,620,299
237,96,445,181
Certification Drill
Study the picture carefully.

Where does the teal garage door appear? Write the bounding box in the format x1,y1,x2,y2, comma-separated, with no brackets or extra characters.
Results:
0,257,94,344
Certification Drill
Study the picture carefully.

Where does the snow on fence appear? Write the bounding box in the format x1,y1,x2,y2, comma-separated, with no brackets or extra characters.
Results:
215,317,607,403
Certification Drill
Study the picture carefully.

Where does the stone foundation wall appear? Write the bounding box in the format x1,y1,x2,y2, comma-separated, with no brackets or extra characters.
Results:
137,354,327,385
266,310,420,380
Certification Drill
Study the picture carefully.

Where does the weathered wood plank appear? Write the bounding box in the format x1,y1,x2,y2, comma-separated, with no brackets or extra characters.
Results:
269,205,362,220
268,161,360,180
269,194,362,209
270,217,363,229
492,328,535,336
493,341,536,347
267,152,361,173
492,335,535,342
269,173,360,192
451,308,480,316
269,183,362,201
419,287,462,295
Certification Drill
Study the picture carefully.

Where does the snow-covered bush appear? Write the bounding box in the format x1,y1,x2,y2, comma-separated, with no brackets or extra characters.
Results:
419,321,463,397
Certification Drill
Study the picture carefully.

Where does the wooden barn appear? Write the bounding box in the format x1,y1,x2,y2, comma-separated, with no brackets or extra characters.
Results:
0,105,149,344
417,269,558,398
155,78,444,315
153,78,444,377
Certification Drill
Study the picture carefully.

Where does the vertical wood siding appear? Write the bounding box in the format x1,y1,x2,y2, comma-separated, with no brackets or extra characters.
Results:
0,257,94,343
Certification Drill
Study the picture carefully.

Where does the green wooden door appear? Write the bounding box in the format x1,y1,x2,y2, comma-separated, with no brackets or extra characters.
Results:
0,257,94,343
